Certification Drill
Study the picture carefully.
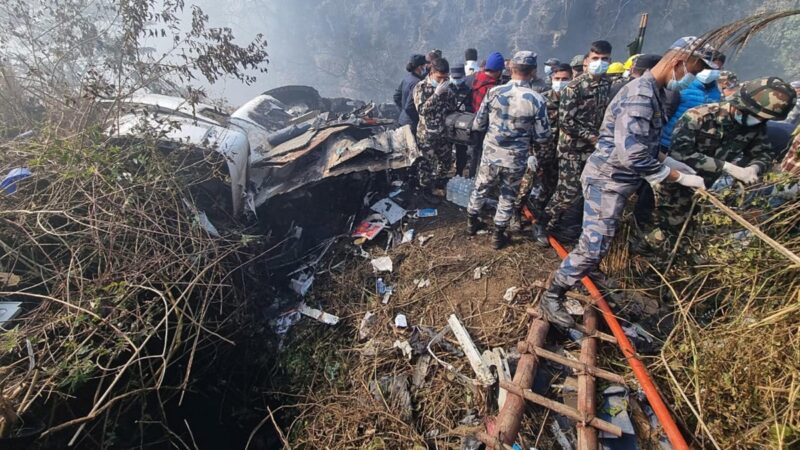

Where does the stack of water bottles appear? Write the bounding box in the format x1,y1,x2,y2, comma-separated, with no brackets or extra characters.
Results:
446,176,475,208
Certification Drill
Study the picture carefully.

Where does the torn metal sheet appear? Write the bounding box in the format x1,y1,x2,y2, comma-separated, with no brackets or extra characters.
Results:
249,125,419,209
448,314,495,386
298,303,339,325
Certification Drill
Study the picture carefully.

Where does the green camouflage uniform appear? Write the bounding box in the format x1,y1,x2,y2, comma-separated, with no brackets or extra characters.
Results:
544,73,612,230
413,77,458,189
657,102,774,227
515,88,561,215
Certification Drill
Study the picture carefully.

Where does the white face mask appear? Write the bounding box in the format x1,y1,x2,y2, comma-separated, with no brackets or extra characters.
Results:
696,69,720,85
587,60,609,75
733,111,764,127
551,80,570,92
622,70,630,78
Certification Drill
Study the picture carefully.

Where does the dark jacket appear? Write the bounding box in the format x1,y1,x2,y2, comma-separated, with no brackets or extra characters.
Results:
395,72,424,130
451,82,473,113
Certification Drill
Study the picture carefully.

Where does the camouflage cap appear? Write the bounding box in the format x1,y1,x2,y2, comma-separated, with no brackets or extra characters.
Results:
570,54,585,68
730,77,797,121
512,51,538,67
545,57,560,66
719,70,738,87
669,36,718,69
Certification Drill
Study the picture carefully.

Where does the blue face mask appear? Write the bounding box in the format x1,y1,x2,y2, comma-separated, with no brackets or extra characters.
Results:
695,69,720,85
587,60,609,76
667,62,696,91
451,78,465,86
551,80,569,92
430,79,439,88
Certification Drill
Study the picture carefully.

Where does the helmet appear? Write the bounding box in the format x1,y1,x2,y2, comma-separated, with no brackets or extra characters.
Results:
730,77,797,121
624,54,641,71
607,62,625,75
719,71,738,89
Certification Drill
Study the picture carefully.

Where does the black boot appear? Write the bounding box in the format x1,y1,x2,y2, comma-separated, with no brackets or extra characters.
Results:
540,284,575,328
532,223,549,247
467,214,482,236
492,226,509,250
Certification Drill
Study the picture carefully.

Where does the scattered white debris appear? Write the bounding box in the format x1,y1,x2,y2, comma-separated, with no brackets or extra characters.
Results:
272,310,301,336
412,355,432,388
393,340,413,360
298,303,340,325
413,278,431,289
381,286,395,304
447,314,495,386
394,314,408,328
359,312,378,340
418,234,434,246
290,272,314,296
482,348,511,408
371,256,393,273
195,211,221,237
401,229,415,243
476,229,489,235
371,197,406,225
473,266,488,280
503,287,521,302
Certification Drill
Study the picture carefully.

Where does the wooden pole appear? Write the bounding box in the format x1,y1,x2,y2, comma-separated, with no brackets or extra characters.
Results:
500,381,623,437
696,189,800,266
577,306,600,450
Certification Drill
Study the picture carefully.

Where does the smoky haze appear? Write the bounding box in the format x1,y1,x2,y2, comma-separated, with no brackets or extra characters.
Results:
191,0,800,106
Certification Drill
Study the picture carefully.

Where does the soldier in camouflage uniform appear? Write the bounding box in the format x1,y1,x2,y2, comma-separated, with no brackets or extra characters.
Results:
540,38,715,328
538,41,614,244
413,57,458,199
512,63,573,232
657,77,797,229
467,51,552,250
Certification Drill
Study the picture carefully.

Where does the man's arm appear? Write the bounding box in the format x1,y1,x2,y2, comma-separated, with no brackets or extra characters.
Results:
393,81,403,108
559,83,599,145
531,95,552,144
668,111,721,175
472,89,492,132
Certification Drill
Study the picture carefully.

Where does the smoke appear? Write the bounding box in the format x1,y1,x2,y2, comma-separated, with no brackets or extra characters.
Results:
188,0,797,106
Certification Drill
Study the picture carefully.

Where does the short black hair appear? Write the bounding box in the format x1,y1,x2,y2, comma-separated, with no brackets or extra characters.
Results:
512,64,535,76
590,40,612,55
431,57,450,74
465,48,478,61
553,63,573,75
713,51,726,65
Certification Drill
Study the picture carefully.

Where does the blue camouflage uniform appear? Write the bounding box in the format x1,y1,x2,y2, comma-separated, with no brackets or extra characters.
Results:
468,79,552,226
553,71,671,288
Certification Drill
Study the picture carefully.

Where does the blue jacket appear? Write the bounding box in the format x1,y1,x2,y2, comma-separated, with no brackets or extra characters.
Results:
394,72,423,131
661,79,721,149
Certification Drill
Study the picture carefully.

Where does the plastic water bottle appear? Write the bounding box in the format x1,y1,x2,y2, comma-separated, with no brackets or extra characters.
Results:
446,177,455,202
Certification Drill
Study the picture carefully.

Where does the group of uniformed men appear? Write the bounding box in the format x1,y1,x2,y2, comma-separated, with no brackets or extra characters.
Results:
393,37,797,328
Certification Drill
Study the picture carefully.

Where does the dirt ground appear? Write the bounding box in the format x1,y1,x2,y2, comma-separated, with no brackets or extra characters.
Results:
272,199,579,449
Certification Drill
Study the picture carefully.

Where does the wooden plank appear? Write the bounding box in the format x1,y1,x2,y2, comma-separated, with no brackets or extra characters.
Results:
524,345,626,385
500,381,623,437
577,306,599,450
526,307,617,344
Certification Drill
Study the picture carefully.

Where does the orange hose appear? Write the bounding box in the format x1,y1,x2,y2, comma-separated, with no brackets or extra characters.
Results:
522,207,689,449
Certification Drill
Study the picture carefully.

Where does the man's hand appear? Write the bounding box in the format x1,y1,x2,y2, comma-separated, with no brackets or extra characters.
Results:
675,172,706,190
663,156,696,175
723,162,759,184
434,81,450,96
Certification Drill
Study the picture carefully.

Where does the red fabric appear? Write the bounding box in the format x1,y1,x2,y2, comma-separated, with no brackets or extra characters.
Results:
471,71,499,113
781,133,800,177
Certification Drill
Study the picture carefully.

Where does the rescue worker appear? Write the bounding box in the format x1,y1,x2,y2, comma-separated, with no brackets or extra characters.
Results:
607,62,625,82
468,51,551,249
465,48,480,77
512,63,573,234
527,53,550,94
543,57,561,87
610,54,661,99
570,54,585,77
656,77,796,229
413,57,458,202
622,54,642,79
718,71,739,99
535,40,614,245
450,65,473,176
393,54,427,134
783,80,800,125
540,37,714,328
469,52,505,177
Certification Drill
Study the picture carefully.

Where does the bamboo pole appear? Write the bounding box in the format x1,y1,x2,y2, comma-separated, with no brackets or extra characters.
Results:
696,189,800,266
577,307,599,450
